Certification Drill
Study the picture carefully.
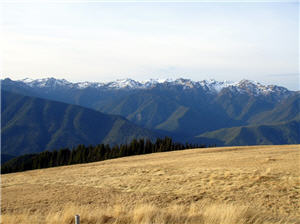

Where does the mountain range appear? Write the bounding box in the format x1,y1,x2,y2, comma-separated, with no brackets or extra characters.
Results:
1,77,299,157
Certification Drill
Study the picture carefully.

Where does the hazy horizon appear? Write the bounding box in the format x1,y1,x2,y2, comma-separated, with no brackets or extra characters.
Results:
1,1,299,90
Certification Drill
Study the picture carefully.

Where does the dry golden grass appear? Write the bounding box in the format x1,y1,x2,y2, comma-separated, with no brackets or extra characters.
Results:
1,145,300,223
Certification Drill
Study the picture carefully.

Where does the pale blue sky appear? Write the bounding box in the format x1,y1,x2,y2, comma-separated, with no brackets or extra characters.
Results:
1,1,299,90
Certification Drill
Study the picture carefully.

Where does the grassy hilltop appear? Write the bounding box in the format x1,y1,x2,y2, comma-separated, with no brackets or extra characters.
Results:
2,145,300,224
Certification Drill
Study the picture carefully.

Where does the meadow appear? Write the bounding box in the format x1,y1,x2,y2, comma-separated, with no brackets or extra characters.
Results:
1,145,299,224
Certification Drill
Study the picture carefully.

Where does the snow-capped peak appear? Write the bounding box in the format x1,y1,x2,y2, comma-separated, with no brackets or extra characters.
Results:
20,77,72,88
199,79,237,93
106,78,143,89
233,79,290,96
22,78,35,83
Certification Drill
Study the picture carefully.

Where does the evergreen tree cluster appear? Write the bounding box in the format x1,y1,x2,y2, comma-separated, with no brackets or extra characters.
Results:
1,137,208,174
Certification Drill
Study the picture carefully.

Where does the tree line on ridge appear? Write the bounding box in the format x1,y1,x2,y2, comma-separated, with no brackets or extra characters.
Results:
2,137,212,174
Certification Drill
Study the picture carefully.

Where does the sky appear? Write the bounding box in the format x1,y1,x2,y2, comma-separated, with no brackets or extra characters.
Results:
0,0,299,90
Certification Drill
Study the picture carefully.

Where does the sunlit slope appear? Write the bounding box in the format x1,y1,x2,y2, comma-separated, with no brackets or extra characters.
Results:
2,145,300,223
199,120,300,146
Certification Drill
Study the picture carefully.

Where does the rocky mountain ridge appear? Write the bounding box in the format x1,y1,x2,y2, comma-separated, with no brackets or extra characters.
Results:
4,77,293,99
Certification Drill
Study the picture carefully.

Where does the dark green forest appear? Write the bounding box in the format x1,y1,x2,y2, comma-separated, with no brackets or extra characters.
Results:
2,137,209,174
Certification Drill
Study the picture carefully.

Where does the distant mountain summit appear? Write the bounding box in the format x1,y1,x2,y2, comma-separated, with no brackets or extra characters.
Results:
3,77,293,99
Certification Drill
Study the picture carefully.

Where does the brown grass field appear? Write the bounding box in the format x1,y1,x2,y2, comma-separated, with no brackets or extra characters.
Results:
1,145,300,224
